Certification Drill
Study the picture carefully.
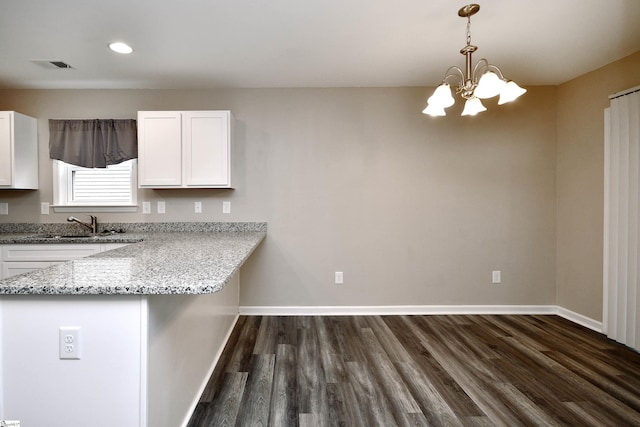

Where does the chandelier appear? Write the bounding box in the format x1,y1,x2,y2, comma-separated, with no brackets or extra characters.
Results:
423,4,526,117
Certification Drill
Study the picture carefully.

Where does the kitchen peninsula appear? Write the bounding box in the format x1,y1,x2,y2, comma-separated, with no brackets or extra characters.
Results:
0,222,266,427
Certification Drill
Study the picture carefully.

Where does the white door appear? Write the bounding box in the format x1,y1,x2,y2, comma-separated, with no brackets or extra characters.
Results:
604,87,640,352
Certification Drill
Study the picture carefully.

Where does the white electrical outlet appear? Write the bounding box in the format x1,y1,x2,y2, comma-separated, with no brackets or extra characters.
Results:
222,201,231,214
335,271,344,285
195,201,202,213
142,201,151,214
59,326,82,360
492,270,502,284
0,203,8,215
157,201,166,214
40,202,49,215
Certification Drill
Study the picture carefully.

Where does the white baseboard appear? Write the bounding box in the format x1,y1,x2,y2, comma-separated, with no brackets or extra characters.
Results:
239,305,603,332
239,305,558,316
555,306,603,332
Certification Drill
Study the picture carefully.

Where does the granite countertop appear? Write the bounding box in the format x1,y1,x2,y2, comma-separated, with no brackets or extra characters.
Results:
0,223,266,296
0,232,146,244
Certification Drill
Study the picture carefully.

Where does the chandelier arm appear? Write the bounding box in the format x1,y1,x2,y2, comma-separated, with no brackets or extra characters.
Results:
473,59,507,81
485,64,506,80
442,66,465,87
472,58,489,80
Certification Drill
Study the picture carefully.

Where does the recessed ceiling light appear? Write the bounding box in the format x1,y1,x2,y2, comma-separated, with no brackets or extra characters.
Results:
108,42,133,54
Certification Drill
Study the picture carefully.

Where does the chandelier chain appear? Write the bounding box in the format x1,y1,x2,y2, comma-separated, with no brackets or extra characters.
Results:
466,15,471,46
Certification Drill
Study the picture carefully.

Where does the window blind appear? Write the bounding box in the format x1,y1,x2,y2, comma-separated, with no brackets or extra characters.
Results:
69,162,133,203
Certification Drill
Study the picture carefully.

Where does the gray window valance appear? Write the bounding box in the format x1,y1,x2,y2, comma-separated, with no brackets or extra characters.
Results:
49,119,137,168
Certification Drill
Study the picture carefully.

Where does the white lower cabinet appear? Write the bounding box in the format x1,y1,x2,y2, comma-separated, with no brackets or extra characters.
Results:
0,244,128,279
2,261,61,278
0,273,241,427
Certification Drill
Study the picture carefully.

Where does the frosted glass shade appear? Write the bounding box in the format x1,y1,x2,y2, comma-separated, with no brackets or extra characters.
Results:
422,103,446,116
429,83,455,108
461,97,486,116
498,81,527,105
474,71,506,99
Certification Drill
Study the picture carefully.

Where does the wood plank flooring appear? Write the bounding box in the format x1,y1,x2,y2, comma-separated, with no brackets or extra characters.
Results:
187,315,640,426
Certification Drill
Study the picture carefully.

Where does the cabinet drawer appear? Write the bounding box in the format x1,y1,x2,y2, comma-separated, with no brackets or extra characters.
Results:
2,261,56,279
1,244,102,262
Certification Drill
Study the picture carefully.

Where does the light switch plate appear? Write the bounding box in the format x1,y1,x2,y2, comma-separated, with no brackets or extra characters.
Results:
0,203,8,215
142,201,151,214
40,202,49,215
195,201,202,213
157,201,165,214
222,201,231,214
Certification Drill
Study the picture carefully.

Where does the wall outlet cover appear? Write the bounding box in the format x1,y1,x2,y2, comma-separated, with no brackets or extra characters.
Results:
492,270,502,284
59,326,82,360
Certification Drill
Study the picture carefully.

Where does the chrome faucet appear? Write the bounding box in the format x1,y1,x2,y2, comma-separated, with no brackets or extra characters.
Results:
67,215,98,235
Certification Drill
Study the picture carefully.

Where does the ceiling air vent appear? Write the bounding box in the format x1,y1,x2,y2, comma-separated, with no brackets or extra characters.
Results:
30,60,74,69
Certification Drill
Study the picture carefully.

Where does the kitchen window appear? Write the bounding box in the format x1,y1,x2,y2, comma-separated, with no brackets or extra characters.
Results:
52,159,138,212
48,118,138,213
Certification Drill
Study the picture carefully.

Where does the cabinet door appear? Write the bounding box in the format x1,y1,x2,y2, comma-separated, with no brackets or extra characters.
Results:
2,261,52,279
184,111,230,187
0,112,12,186
138,111,182,187
1,244,102,262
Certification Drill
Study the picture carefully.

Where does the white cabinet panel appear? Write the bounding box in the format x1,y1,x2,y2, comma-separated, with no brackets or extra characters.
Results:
0,113,11,186
0,111,38,189
2,261,53,278
137,111,182,187
2,244,102,262
184,111,230,186
138,110,232,188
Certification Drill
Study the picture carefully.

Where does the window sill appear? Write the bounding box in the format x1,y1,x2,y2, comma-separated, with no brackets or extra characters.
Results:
51,205,139,213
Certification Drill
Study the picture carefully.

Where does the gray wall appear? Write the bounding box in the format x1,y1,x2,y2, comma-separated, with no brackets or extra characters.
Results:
557,51,640,321
0,86,558,308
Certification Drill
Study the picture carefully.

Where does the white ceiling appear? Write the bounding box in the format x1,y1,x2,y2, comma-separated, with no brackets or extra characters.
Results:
1,0,639,90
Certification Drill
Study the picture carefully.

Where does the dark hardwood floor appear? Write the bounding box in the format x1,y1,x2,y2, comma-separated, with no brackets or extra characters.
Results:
187,315,640,426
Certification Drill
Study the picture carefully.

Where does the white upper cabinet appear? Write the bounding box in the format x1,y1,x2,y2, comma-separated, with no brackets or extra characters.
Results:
138,111,232,188
0,111,38,189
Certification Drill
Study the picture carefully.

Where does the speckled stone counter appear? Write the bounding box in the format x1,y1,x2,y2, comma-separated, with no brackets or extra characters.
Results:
0,223,266,295
0,223,267,427
0,233,146,244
